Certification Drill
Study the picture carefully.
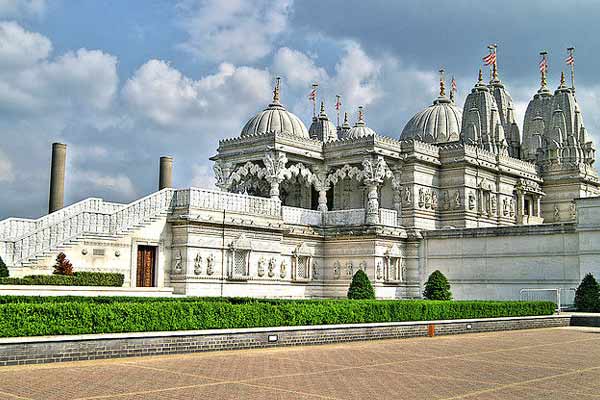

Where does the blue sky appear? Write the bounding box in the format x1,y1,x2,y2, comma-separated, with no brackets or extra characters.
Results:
1,0,599,219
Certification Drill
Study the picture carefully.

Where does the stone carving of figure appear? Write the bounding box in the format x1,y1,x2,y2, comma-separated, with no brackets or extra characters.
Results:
468,192,476,210
491,195,497,215
257,257,266,277
554,204,561,222
173,250,182,273
333,261,341,279
503,198,509,216
268,258,276,277
509,199,515,217
312,261,318,280
442,190,449,210
454,190,461,209
400,259,407,282
431,191,438,210
346,261,353,277
206,254,214,275
359,260,367,272
376,261,383,280
280,261,287,279
194,253,202,275
404,187,412,204
570,201,577,220
418,188,425,208
424,190,432,209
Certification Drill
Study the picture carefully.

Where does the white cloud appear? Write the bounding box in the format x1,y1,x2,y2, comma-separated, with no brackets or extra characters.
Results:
191,164,216,189
0,149,14,183
122,59,271,128
0,0,45,18
0,21,51,69
71,171,138,199
176,0,292,63
272,47,328,88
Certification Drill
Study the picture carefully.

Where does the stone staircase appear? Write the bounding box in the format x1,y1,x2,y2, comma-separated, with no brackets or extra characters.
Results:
0,189,176,267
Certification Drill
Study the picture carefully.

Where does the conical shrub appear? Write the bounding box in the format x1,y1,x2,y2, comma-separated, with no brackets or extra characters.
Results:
423,270,452,300
347,269,376,299
0,256,8,278
575,273,600,312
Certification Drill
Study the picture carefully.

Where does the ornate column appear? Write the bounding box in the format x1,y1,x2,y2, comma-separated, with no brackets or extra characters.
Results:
362,156,388,225
313,167,329,212
263,151,288,201
536,195,542,218
213,160,233,192
365,181,380,224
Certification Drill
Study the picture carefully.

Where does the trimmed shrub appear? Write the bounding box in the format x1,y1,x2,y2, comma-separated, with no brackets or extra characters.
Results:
348,270,376,299
0,256,8,278
575,273,600,312
53,252,73,276
423,270,452,300
0,272,124,287
0,299,555,338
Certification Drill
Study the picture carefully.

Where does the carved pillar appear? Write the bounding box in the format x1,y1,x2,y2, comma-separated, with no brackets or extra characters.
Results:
268,178,282,200
317,189,329,212
536,196,542,218
517,191,525,223
365,181,380,225
263,151,287,201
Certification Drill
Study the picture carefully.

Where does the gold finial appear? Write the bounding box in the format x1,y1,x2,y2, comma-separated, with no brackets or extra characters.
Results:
358,106,364,122
319,100,325,114
343,111,349,125
478,68,483,83
560,71,566,86
273,76,281,104
439,68,446,97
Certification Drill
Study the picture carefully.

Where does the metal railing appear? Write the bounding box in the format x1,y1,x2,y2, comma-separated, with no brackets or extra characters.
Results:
519,288,576,312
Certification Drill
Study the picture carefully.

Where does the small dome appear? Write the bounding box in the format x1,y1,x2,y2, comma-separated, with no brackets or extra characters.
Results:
400,96,462,143
309,101,338,142
240,78,309,138
344,107,377,139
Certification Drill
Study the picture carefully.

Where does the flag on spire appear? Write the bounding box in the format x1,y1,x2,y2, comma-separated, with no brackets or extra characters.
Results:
482,51,496,66
308,85,317,101
451,76,457,92
335,95,342,111
565,52,574,66
539,55,548,73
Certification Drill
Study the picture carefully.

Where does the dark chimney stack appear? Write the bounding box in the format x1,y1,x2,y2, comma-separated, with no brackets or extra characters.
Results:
159,156,173,190
48,142,67,213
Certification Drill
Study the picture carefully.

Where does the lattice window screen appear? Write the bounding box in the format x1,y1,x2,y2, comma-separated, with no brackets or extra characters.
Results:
297,256,308,279
234,250,248,276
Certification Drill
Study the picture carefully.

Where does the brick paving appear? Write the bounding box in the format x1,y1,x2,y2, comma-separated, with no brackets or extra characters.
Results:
0,327,599,399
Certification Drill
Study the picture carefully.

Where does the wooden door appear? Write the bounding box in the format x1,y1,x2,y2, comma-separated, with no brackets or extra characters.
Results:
136,245,156,287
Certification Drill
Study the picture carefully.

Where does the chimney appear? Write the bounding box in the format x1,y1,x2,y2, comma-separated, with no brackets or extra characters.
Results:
48,142,67,214
158,156,173,190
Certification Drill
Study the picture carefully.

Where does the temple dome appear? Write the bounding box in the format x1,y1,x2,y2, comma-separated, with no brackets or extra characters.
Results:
240,78,309,138
343,107,377,139
400,96,462,143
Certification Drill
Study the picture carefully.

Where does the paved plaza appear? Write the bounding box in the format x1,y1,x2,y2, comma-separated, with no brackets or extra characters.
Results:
0,327,599,399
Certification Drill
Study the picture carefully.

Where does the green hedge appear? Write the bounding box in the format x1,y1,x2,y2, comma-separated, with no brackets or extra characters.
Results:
0,272,124,287
0,298,555,338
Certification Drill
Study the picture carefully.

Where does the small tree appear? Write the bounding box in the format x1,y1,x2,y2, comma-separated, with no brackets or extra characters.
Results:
348,269,376,299
0,256,8,278
575,273,600,312
423,270,452,300
53,252,74,276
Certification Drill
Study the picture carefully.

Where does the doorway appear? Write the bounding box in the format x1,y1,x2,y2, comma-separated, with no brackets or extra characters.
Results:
136,245,156,287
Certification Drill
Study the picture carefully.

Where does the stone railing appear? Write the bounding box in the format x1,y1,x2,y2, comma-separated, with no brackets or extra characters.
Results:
174,188,281,218
282,206,322,226
0,198,126,241
323,209,366,226
7,189,176,266
379,208,398,226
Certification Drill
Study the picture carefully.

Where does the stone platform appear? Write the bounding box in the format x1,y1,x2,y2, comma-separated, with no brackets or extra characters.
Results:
1,326,599,399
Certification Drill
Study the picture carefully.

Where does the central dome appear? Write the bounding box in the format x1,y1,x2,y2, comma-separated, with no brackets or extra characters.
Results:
240,78,309,138
401,96,462,144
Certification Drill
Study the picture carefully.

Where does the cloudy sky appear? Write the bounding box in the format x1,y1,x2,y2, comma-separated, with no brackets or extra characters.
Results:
1,0,599,219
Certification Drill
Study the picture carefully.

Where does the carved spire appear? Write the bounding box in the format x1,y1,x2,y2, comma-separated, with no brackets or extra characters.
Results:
272,76,281,105
357,106,365,125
